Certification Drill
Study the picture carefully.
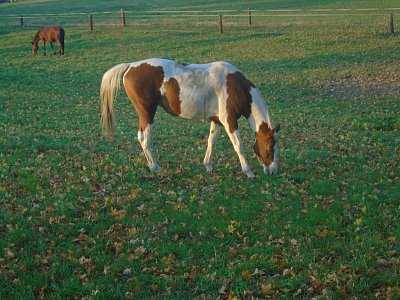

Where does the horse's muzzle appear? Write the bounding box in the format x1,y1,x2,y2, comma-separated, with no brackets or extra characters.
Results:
264,161,278,175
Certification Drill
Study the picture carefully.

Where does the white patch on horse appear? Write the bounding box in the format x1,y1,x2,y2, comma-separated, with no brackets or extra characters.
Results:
159,62,219,120
137,124,161,172
203,121,221,172
227,129,255,178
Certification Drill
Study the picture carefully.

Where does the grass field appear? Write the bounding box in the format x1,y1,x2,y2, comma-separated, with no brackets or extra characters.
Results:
1,0,399,299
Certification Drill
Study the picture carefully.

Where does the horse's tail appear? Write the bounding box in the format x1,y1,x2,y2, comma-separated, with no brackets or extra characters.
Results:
100,63,131,136
58,27,65,54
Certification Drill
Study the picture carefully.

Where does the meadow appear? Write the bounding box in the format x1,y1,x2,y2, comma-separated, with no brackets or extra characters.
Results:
0,0,399,299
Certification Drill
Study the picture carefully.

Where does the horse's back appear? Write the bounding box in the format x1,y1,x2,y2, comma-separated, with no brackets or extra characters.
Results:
123,58,255,120
37,26,63,41
128,58,236,76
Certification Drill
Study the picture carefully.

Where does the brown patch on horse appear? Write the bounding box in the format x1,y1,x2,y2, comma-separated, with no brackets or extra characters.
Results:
209,116,222,124
226,71,255,133
123,63,164,131
161,77,181,116
254,122,275,165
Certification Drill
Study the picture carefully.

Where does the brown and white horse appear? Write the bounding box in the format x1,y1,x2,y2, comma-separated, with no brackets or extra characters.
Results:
100,58,280,177
32,26,65,56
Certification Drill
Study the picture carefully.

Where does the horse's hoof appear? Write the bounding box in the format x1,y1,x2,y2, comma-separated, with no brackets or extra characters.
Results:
246,170,255,178
204,163,213,172
150,164,162,173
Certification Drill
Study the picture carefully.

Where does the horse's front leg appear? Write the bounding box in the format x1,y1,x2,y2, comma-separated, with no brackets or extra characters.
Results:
41,39,46,55
137,124,161,173
224,126,255,178
203,121,221,172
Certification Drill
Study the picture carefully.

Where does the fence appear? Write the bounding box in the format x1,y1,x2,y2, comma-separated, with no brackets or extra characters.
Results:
0,8,398,34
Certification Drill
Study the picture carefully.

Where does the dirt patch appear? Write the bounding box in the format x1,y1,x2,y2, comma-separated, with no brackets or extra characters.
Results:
316,68,400,98
326,79,400,98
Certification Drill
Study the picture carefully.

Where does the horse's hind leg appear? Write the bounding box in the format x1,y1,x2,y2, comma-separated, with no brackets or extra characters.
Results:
57,42,64,56
137,123,161,173
123,65,162,173
203,121,221,172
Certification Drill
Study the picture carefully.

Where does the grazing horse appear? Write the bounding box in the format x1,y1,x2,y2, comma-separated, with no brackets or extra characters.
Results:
100,58,280,177
32,26,65,56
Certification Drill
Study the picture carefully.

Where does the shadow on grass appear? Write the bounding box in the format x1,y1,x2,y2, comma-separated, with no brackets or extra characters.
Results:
184,31,284,47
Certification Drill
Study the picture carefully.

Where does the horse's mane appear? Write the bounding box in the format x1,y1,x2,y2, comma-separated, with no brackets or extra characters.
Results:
32,30,41,43
32,35,38,44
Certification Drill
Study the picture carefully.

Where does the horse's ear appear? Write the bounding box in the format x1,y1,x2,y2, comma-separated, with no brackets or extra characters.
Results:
274,124,281,133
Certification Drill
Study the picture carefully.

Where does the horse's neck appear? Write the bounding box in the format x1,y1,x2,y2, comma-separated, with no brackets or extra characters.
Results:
32,33,40,44
248,89,272,132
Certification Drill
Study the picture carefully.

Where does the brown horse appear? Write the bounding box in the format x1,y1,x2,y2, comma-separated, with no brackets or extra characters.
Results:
32,26,65,56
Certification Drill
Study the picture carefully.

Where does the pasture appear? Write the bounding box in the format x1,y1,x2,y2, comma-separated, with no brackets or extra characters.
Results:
0,0,399,298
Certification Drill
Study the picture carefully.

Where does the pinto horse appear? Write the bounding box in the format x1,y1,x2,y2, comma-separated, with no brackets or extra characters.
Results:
32,26,65,56
100,58,280,177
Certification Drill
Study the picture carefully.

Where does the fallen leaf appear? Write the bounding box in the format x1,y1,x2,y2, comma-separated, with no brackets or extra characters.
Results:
340,263,350,272
242,270,253,279
123,268,132,275
260,283,273,296
127,227,138,237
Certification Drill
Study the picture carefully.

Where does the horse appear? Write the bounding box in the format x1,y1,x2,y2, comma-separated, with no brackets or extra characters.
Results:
32,26,65,56
100,58,280,178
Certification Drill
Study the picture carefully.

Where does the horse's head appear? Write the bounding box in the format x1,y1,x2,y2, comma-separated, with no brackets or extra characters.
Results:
31,42,38,54
254,123,280,175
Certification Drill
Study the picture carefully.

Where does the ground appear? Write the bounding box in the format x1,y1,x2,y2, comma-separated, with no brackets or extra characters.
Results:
0,0,399,299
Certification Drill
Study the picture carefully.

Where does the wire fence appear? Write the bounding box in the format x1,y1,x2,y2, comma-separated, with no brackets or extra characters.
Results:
0,8,398,34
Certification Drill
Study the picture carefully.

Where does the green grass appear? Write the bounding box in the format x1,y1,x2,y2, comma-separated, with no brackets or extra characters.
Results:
1,0,400,299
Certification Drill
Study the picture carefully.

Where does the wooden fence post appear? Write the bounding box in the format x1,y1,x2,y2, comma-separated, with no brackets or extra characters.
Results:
248,8,252,27
19,16,24,27
88,14,93,32
390,14,394,35
219,14,223,34
121,9,126,27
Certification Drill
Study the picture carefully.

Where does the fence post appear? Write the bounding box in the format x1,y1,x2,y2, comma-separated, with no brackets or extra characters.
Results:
19,16,24,27
88,14,93,32
248,8,252,27
218,14,223,34
390,14,394,35
121,9,126,27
